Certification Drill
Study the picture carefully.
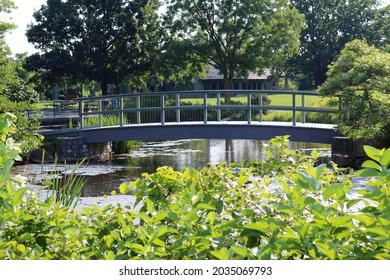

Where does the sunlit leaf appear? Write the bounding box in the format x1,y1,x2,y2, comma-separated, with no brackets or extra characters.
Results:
297,172,317,190
119,183,130,195
380,148,390,168
361,160,381,171
197,203,215,210
210,248,232,260
316,241,336,259
355,168,380,177
323,183,350,200
231,245,253,257
363,146,381,162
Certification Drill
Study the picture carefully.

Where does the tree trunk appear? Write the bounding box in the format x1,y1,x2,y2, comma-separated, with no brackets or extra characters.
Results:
102,80,109,96
224,77,232,103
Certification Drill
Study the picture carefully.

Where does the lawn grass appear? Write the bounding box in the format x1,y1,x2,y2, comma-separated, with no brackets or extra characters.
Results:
181,94,333,108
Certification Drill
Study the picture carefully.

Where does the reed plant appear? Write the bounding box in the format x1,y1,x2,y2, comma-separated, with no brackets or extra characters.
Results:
42,158,87,210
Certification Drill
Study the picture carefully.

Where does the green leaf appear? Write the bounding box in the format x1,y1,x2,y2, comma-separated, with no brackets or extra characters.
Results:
167,211,180,221
316,164,327,179
361,160,381,171
297,172,317,190
126,243,145,254
363,146,381,162
237,175,248,186
216,200,223,214
312,149,318,161
17,244,26,253
231,245,253,258
323,183,349,200
12,187,27,205
355,168,380,177
184,209,198,222
20,233,33,243
258,246,272,260
365,227,388,237
105,251,116,260
210,248,232,260
316,241,337,259
244,221,268,233
197,203,216,210
119,183,130,195
295,222,310,239
331,215,353,228
380,148,390,168
144,198,154,213
155,211,169,221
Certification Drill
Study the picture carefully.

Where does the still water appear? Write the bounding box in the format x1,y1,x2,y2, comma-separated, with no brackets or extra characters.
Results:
14,139,330,197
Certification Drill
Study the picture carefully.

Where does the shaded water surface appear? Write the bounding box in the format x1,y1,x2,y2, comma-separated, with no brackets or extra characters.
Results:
13,139,330,197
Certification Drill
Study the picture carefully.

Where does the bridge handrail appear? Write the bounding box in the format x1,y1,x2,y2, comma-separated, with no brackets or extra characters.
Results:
74,89,323,102
75,90,339,128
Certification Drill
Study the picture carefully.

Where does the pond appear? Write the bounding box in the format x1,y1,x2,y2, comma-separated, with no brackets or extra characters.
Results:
12,139,330,197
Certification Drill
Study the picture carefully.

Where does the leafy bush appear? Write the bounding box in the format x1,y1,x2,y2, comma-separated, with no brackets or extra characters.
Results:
1,116,389,259
320,40,390,141
0,96,42,154
0,77,39,104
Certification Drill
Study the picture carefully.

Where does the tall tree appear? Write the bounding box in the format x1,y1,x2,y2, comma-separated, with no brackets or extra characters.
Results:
163,0,304,92
288,0,385,89
26,0,161,95
0,0,15,91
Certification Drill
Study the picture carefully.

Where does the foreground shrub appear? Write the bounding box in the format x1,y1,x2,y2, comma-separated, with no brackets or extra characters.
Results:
0,115,389,259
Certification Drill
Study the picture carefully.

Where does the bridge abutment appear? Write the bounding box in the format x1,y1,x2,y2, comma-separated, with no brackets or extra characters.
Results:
56,136,112,162
332,136,388,168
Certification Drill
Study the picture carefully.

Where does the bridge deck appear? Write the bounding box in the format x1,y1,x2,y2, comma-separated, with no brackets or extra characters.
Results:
42,121,338,144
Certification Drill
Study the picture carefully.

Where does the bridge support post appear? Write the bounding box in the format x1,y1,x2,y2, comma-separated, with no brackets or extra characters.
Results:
217,93,221,122
137,96,141,124
98,100,103,127
176,94,180,122
119,97,124,127
203,93,208,124
292,92,296,126
161,94,165,125
247,93,252,124
79,99,84,129
259,93,263,122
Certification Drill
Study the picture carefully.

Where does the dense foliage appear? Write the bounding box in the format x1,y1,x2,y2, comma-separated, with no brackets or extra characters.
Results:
288,0,388,89
1,114,389,260
163,0,304,91
320,40,390,142
26,0,162,95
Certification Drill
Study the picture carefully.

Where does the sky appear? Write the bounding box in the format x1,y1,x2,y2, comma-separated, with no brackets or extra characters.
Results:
4,0,390,55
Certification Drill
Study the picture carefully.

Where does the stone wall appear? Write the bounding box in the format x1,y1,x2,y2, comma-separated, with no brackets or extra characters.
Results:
56,137,112,162
88,142,112,162
332,136,388,168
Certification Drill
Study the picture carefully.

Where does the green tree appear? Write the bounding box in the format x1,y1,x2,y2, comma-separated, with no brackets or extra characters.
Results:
26,0,161,95
0,1,42,154
289,0,385,89
163,0,304,93
319,39,390,142
0,0,15,91
0,0,15,36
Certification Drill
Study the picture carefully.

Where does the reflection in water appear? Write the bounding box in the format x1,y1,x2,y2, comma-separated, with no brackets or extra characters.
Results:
82,139,329,197
13,139,330,197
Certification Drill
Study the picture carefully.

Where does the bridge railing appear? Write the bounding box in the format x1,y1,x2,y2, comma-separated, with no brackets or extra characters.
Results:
75,90,339,129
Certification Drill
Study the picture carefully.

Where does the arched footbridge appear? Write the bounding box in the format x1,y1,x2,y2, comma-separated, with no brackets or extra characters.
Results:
41,90,341,144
